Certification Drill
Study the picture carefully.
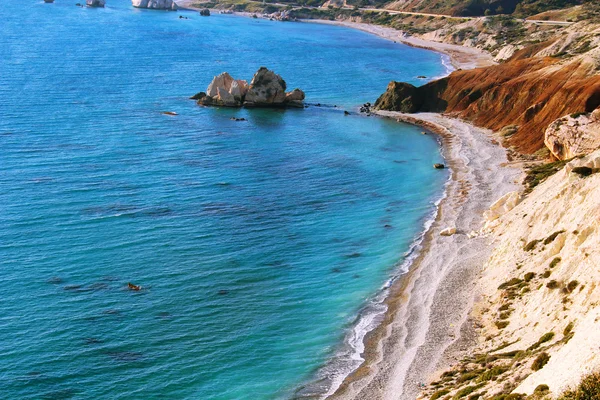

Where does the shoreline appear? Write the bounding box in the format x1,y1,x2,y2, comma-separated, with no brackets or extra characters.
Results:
176,1,494,71
304,20,495,71
327,113,521,399
175,5,513,398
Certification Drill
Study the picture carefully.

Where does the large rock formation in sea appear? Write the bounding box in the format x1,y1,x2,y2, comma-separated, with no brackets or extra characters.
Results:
374,45,600,154
131,0,177,10
192,67,305,108
544,108,600,160
86,0,105,6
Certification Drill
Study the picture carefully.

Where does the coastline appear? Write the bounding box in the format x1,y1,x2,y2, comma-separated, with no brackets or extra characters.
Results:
326,113,521,399
304,20,495,71
176,4,515,398
175,1,494,70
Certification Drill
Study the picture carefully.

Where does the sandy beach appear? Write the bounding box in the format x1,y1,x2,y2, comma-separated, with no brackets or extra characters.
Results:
327,113,521,399
307,20,495,70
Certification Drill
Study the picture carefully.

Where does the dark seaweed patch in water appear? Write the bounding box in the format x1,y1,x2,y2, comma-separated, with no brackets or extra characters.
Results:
41,388,78,400
345,252,361,259
63,285,83,292
156,312,172,320
105,351,144,363
83,337,103,345
47,277,63,284
102,309,121,316
331,267,342,273
393,160,407,164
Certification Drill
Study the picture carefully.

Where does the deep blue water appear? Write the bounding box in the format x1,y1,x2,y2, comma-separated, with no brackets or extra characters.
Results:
0,1,448,399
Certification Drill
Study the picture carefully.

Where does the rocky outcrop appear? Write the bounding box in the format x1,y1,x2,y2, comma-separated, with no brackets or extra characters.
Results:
375,53,600,154
86,0,105,6
131,0,177,10
193,68,305,108
544,108,600,160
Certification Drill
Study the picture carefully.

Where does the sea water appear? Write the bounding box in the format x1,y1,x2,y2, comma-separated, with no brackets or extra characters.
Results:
0,1,449,398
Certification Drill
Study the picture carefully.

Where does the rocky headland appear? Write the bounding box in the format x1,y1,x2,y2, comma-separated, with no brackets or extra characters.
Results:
132,0,178,10
192,67,305,108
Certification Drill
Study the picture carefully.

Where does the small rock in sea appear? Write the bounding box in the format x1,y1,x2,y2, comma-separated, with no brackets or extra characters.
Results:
200,8,210,16
218,289,229,295
127,282,141,291
384,224,392,229
433,163,445,169
315,103,321,107
344,111,350,115
230,117,246,121
440,227,457,236
179,15,189,19
345,252,361,258
421,131,427,135
417,75,427,79
162,111,178,116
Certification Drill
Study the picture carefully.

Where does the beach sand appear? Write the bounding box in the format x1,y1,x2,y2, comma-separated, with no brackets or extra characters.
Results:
327,113,521,399
307,20,495,70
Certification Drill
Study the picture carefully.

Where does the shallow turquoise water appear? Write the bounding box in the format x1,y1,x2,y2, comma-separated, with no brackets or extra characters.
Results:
0,1,448,399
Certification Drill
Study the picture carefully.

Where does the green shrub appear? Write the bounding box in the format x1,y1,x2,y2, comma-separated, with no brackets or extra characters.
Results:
499,278,523,290
524,272,536,282
454,385,483,399
523,239,541,252
532,352,550,371
550,257,561,268
547,280,559,289
558,371,600,400
535,384,550,393
477,365,509,382
544,230,565,245
543,270,552,278
495,320,509,329
529,332,554,350
567,280,579,293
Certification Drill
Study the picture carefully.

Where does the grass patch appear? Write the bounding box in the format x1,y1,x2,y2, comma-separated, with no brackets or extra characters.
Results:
477,365,509,382
453,384,484,399
523,160,569,193
431,389,450,400
528,332,554,350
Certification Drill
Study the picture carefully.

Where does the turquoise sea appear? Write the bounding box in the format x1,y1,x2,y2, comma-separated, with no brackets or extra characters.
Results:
0,1,449,399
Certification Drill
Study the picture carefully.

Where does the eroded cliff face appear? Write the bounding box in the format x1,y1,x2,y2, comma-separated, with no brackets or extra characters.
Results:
419,151,600,399
375,21,600,154
375,53,600,154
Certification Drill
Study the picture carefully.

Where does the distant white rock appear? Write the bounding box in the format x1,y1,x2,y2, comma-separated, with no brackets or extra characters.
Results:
132,0,177,10
440,227,457,236
483,191,520,231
